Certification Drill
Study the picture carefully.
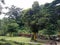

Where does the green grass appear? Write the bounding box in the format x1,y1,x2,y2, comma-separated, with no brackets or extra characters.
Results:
0,36,42,45
0,36,31,43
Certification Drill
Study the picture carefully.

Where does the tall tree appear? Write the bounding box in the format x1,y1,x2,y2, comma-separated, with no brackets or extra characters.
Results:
5,5,24,28
22,1,41,41
40,0,60,37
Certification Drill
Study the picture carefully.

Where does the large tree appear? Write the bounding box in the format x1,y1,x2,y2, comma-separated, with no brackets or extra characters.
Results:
22,1,45,41
5,5,24,28
40,0,60,37
7,23,19,36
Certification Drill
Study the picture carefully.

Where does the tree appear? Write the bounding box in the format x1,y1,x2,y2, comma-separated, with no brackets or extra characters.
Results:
7,23,19,36
0,19,2,30
49,0,60,7
57,20,60,34
47,0,60,35
5,5,24,28
22,1,41,41
0,17,8,35
0,17,9,35
38,0,60,39
32,1,40,13
43,24,57,38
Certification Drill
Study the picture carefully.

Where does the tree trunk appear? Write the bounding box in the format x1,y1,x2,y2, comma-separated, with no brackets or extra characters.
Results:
10,32,13,37
48,35,51,40
31,32,37,41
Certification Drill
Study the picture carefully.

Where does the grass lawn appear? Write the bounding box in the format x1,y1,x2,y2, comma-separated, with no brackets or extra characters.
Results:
0,36,42,45
0,36,31,43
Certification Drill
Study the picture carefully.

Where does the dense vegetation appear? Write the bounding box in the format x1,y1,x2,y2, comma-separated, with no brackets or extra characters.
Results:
0,0,60,41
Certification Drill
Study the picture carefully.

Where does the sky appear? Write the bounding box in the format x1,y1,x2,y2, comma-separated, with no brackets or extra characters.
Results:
0,0,54,19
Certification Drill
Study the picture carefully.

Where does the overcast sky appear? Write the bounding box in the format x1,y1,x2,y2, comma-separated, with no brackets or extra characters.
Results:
0,0,54,19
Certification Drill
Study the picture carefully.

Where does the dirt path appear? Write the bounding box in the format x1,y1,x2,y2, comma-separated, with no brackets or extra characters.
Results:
37,39,60,45
43,42,60,45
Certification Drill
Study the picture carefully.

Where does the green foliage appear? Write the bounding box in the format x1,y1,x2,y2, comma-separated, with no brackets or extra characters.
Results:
32,1,40,13
22,1,40,33
7,23,19,33
1,0,60,36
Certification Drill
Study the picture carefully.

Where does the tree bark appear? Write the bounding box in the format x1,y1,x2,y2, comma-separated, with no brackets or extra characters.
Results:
31,32,37,41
